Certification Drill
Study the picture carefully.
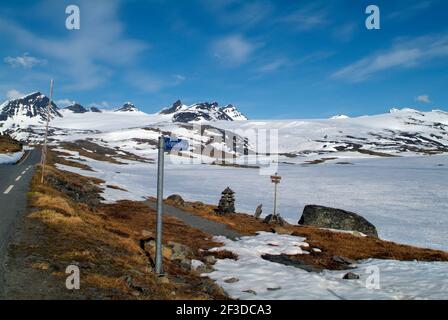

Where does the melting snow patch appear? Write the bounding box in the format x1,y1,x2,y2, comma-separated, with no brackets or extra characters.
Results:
0,151,24,164
207,232,448,300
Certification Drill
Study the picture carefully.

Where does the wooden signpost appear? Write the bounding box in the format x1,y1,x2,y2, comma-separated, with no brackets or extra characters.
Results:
270,173,281,216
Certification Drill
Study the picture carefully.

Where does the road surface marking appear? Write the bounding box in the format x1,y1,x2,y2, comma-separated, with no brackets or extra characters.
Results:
17,151,30,165
15,175,22,181
3,185,14,195
21,171,26,175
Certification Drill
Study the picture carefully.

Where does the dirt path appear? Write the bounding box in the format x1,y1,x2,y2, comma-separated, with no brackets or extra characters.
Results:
145,200,241,240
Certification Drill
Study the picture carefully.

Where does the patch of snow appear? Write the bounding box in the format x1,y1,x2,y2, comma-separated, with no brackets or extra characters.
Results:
207,232,448,300
0,151,24,164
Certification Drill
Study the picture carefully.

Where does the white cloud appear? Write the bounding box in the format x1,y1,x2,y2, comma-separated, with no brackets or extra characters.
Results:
212,34,259,65
6,89,25,100
89,101,110,108
126,72,185,93
415,95,431,104
55,99,75,107
0,0,147,91
4,53,47,68
332,34,448,82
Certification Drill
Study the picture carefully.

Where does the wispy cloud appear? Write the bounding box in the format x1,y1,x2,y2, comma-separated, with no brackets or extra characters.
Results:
0,0,147,91
415,95,431,103
6,89,25,100
212,34,260,66
4,53,47,68
332,34,448,82
203,0,273,28
256,58,289,73
279,3,329,31
387,0,434,20
126,72,186,93
55,99,74,107
333,23,357,42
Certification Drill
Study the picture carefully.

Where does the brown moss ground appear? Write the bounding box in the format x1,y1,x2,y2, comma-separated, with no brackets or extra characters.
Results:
0,134,22,153
166,199,448,270
5,151,228,300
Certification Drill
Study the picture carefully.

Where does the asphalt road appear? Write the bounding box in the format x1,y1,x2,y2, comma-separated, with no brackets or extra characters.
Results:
0,148,40,293
146,200,241,240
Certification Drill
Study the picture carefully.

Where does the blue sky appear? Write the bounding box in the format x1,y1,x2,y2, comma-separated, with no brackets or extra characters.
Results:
0,0,447,119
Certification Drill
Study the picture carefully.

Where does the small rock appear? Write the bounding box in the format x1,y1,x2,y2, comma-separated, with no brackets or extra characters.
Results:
267,287,282,291
204,255,217,265
263,214,286,226
333,255,357,265
191,259,205,270
343,272,360,280
224,277,239,284
157,275,170,284
179,259,191,271
242,289,257,295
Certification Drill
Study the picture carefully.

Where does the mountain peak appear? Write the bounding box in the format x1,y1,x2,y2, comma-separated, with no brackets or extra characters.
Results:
160,100,184,115
65,103,88,114
159,101,247,123
116,102,140,112
0,91,62,124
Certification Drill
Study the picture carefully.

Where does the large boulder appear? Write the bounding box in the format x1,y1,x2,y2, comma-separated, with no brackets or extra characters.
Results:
167,194,185,207
298,205,378,238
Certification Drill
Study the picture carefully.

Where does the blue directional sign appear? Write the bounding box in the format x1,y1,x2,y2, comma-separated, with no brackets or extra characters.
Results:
163,137,189,152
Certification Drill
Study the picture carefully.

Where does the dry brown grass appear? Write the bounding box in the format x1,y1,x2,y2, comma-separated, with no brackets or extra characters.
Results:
0,134,22,153
167,198,448,270
10,151,228,300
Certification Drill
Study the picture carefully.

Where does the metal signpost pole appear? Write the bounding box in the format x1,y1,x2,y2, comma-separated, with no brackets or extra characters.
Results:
40,79,54,184
273,181,278,216
155,136,165,275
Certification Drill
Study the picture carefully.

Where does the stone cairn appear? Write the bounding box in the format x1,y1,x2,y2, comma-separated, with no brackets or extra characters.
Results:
215,187,235,215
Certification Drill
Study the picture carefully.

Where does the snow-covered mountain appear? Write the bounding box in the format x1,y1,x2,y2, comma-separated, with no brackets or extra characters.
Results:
1,91,447,158
0,92,62,128
65,103,88,114
159,100,248,122
115,102,140,112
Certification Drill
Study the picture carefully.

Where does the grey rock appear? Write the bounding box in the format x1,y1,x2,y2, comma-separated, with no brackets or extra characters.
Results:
299,205,378,238
263,214,286,226
333,255,357,265
254,204,263,219
343,272,360,280
204,255,217,265
224,277,239,284
167,194,185,207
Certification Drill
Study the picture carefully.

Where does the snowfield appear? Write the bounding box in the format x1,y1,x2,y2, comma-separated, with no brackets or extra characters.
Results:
207,232,448,300
56,152,448,251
